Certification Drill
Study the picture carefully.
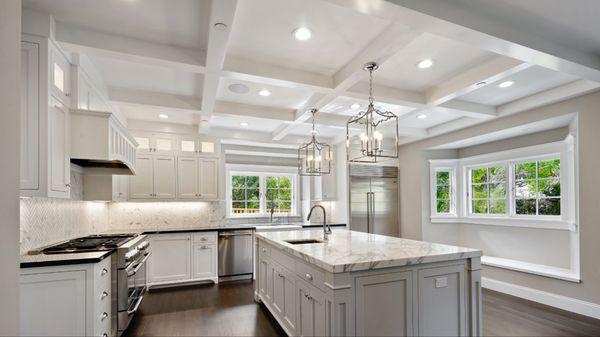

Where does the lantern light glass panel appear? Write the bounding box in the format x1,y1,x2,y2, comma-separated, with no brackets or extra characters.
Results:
298,139,332,176
346,105,399,163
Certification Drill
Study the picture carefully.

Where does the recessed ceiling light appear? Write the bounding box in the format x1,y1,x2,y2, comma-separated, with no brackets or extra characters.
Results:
350,103,361,110
228,83,249,94
292,27,312,41
158,114,169,119
498,80,514,88
258,89,271,97
417,59,434,69
417,114,427,119
240,122,249,127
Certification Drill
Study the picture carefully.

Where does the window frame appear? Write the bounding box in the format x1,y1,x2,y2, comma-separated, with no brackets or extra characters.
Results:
466,162,509,217
226,164,299,218
429,160,458,219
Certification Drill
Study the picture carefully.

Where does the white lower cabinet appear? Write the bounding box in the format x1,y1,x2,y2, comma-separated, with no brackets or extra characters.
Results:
147,233,192,284
192,243,217,280
20,257,113,337
147,232,218,287
296,279,326,337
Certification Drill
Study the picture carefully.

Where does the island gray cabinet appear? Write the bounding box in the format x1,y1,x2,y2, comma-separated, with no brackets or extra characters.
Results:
255,236,482,337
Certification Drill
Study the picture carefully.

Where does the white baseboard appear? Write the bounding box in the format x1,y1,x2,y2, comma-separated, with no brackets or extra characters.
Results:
482,277,600,319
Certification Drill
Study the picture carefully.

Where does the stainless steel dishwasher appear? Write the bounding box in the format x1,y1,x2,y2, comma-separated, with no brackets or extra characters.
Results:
218,229,254,280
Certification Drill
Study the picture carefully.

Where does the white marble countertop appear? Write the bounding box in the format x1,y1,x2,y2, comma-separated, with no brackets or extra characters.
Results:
256,229,482,273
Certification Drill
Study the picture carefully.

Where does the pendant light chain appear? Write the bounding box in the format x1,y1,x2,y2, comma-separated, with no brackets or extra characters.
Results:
368,67,374,106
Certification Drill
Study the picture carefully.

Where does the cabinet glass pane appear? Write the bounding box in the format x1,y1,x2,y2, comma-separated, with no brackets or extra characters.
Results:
201,142,214,153
135,137,150,150
156,139,172,151
53,63,64,92
181,140,196,152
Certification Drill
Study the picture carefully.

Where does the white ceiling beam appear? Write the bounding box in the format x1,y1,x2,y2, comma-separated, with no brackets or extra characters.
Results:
199,0,238,133
55,22,206,73
436,100,497,119
222,57,334,92
345,82,425,108
497,80,600,117
426,56,531,106
213,101,295,121
109,88,201,112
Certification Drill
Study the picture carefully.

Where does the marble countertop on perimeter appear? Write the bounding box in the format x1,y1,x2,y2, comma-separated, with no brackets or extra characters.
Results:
256,229,482,274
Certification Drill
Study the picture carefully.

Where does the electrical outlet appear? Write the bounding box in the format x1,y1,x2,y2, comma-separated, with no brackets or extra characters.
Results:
435,277,448,288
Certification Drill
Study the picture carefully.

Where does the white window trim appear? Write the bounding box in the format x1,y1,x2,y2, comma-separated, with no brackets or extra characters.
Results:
430,138,577,232
225,164,299,218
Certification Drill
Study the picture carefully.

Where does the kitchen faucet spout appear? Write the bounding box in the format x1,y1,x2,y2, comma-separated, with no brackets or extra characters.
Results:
307,204,331,241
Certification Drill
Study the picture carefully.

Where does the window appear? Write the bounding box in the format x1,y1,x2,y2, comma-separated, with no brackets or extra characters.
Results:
469,165,507,215
266,176,293,213
227,168,297,217
231,175,260,215
434,169,454,214
515,159,561,216
429,140,571,228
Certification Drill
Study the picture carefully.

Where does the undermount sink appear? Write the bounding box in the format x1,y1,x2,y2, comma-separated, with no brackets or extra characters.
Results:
284,238,324,245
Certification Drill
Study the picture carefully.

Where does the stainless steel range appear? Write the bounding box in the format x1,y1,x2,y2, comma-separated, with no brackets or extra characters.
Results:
41,233,151,336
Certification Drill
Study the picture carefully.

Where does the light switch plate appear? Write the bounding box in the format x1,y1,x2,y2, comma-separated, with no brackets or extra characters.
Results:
435,277,448,288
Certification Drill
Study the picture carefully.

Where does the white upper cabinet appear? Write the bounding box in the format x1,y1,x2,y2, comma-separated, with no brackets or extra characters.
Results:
20,41,39,191
177,157,200,199
49,97,70,194
133,132,176,155
199,158,219,200
49,46,71,106
177,137,218,156
130,154,177,200
20,35,71,198
153,155,177,199
129,155,154,199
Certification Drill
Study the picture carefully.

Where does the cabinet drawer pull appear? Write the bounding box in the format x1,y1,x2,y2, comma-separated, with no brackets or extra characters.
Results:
305,273,313,281
277,273,283,278
103,333,108,337
101,291,109,300
101,312,108,321
101,268,108,276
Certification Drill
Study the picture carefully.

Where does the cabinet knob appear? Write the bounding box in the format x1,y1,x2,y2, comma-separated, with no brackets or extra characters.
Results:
65,92,70,97
65,183,71,187
305,273,313,281
103,334,108,337
277,273,283,278
262,248,267,253
101,291,109,300
101,268,108,276
101,312,108,321
304,293,313,300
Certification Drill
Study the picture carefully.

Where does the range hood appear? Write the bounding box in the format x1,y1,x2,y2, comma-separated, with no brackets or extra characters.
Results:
70,109,138,175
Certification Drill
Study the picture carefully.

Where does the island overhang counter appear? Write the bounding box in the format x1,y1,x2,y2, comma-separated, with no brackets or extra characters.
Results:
255,229,483,337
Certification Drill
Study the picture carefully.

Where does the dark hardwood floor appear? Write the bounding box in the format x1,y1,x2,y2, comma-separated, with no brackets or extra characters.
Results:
125,281,600,337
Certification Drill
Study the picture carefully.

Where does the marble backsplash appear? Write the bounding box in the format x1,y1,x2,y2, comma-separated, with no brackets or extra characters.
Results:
20,197,109,253
107,201,226,232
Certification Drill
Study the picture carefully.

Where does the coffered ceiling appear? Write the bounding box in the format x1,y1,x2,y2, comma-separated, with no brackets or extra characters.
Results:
23,0,600,146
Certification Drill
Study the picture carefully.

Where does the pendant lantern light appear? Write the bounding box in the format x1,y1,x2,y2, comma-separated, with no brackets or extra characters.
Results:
298,108,332,176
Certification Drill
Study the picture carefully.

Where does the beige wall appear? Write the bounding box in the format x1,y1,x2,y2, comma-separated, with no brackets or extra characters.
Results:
0,0,21,334
397,91,600,304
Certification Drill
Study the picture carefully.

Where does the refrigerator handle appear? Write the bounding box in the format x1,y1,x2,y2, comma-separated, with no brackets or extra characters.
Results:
366,192,371,233
370,192,375,231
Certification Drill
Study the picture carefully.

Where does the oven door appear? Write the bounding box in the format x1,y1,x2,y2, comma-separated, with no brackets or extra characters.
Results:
118,252,150,332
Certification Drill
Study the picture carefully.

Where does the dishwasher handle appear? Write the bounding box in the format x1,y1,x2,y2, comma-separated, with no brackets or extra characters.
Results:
219,232,253,237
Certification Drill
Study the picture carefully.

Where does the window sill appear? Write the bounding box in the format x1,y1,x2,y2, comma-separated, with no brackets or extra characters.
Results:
430,216,575,231
481,255,580,283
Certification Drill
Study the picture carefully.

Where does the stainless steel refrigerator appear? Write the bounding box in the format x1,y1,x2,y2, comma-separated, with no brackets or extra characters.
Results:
349,165,399,237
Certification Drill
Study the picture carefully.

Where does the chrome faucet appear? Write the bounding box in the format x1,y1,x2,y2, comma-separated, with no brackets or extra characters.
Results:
307,204,331,241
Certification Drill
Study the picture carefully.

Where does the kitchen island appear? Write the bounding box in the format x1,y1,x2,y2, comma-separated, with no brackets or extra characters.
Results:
255,229,482,337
